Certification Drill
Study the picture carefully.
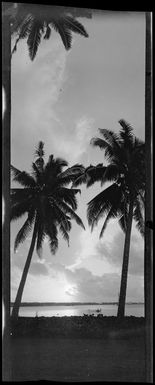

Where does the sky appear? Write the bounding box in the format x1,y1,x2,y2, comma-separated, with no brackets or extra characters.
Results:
11,8,145,303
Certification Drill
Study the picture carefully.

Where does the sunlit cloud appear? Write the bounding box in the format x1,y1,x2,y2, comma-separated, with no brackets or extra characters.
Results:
51,115,95,163
68,220,120,274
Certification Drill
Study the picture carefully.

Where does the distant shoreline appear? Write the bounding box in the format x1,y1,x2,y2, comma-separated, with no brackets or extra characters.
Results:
10,302,144,307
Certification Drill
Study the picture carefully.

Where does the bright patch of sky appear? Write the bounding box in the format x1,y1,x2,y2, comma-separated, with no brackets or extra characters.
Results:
11,8,145,303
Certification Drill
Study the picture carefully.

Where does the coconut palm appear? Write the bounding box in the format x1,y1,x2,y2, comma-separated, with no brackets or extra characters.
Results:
73,120,145,318
10,3,89,60
11,142,85,320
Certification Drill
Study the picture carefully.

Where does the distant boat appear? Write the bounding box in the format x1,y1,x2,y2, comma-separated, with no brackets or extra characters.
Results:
96,308,101,313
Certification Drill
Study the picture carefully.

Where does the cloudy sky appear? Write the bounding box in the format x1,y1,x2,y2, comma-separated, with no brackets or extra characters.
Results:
11,8,145,303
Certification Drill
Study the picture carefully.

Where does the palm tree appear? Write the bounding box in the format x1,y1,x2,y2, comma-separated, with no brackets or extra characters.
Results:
11,142,85,320
73,120,145,318
10,3,89,60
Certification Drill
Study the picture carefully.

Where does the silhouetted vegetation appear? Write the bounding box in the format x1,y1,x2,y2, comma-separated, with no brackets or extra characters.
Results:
10,3,89,60
73,120,145,318
11,142,85,320
11,315,145,339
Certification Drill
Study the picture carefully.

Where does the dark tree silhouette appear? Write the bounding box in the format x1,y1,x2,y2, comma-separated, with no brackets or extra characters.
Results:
11,142,85,320
73,120,145,318
10,3,89,60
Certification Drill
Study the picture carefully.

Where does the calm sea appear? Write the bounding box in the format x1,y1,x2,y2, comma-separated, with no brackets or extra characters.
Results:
10,303,144,317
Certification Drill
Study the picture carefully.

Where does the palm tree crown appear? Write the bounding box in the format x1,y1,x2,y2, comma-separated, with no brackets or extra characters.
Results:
73,119,145,238
10,3,89,60
11,141,85,257
72,120,145,318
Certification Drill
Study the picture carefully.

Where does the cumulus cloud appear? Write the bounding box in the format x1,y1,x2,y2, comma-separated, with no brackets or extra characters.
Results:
64,267,143,302
11,243,144,303
47,259,144,302
67,221,120,273
96,226,144,277
51,115,94,163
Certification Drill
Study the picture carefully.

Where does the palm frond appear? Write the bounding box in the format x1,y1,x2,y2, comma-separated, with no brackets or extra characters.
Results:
100,164,119,186
90,137,111,151
11,188,34,207
11,14,33,56
119,119,133,135
118,119,134,148
44,24,52,39
86,164,106,187
118,214,127,233
11,3,89,60
14,211,36,252
55,157,68,171
90,134,123,164
11,6,29,35
99,206,119,238
99,128,120,147
62,16,88,37
58,164,84,186
71,165,89,187
44,156,68,183
87,183,122,228
58,221,70,246
48,237,58,254
49,198,72,233
56,200,85,230
51,18,72,50
52,187,80,210
27,20,44,60
31,162,43,184
11,165,36,188
11,198,34,221
34,142,45,173
34,141,45,158
46,224,58,254
133,198,144,237
36,221,45,258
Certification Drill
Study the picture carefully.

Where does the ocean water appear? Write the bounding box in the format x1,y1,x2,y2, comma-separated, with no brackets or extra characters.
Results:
10,303,144,317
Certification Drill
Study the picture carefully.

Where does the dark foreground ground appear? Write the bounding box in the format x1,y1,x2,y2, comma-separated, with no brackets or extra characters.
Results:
7,316,147,382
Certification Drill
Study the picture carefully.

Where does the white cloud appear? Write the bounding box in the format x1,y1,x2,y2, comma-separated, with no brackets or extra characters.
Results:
11,267,70,302
51,115,94,163
68,220,120,275
64,267,144,303
97,222,144,277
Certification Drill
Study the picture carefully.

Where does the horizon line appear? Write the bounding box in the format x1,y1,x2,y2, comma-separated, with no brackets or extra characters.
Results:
10,301,144,305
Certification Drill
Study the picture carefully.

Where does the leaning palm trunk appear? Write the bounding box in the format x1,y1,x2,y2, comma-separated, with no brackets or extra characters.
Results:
117,199,134,318
11,222,38,321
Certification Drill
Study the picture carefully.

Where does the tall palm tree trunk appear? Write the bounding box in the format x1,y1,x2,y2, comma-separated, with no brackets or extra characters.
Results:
12,221,38,321
117,199,134,318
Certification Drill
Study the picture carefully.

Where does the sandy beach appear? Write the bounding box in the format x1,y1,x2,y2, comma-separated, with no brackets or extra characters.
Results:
8,316,146,382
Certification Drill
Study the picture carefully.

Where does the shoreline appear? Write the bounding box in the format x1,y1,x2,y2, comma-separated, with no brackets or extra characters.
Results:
10,315,146,339
10,301,144,306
